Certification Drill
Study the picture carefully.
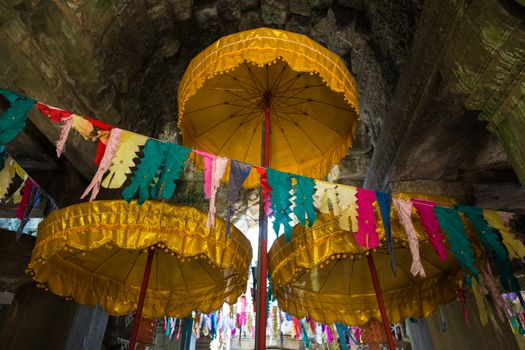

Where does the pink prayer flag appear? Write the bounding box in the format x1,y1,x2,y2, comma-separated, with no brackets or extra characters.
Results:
193,150,216,198
412,198,447,261
355,188,379,249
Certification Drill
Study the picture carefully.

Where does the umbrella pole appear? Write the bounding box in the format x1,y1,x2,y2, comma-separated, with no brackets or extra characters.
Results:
129,247,155,350
255,92,272,350
367,254,395,350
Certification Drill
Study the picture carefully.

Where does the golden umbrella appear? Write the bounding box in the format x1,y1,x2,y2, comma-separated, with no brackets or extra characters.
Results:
268,213,460,325
178,28,359,350
26,200,252,349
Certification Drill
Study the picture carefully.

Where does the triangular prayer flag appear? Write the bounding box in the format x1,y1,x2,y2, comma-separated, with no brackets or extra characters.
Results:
267,168,293,241
35,103,72,123
434,206,478,285
193,150,215,198
0,89,35,144
293,175,316,227
355,188,379,249
376,191,396,274
255,167,272,216
226,161,252,236
412,198,447,261
483,209,525,261
101,131,148,189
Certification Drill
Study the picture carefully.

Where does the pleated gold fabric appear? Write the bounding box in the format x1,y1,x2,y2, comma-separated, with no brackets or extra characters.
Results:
27,201,252,318
269,209,461,326
178,28,359,187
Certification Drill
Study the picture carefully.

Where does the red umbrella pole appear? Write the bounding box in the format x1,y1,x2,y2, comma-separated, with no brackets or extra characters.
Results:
255,92,272,350
129,247,155,350
367,254,395,350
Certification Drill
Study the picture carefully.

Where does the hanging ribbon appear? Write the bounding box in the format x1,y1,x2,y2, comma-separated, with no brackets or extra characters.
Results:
0,89,35,144
193,150,215,198
225,161,252,236
101,131,148,189
458,283,470,326
479,263,507,322
412,199,447,261
459,205,519,293
207,156,228,227
55,116,74,157
300,320,310,348
335,323,348,350
35,103,72,123
255,167,273,216
267,169,293,241
394,199,426,277
337,185,358,232
293,175,317,227
355,188,379,249
483,209,525,261
471,278,489,326
376,191,396,274
81,128,122,201
326,325,333,344
434,207,478,285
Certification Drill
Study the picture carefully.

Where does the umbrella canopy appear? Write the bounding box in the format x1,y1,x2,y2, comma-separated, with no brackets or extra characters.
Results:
268,209,462,326
177,27,359,187
27,200,252,318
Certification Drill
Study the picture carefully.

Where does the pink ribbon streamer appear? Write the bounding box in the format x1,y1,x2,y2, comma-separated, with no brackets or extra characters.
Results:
16,178,34,220
412,198,447,261
207,156,228,227
81,128,122,201
56,116,74,157
355,188,379,249
394,199,426,277
193,150,216,198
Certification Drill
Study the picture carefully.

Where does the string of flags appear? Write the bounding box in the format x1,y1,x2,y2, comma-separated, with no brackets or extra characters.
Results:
2,89,525,322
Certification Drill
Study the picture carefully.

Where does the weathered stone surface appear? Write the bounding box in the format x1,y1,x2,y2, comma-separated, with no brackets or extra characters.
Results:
289,0,313,17
218,0,242,21
168,0,193,21
261,0,288,26
239,10,264,30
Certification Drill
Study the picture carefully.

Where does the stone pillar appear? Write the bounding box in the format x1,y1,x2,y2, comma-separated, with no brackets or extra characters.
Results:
0,283,108,350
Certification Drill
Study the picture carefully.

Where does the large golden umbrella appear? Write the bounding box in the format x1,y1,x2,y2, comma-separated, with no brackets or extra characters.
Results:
268,213,460,326
27,200,252,348
178,28,359,350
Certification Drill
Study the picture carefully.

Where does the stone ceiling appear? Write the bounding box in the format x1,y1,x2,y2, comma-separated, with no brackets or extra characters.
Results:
1,0,525,215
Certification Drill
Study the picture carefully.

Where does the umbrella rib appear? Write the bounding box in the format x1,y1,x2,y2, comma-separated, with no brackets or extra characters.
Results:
245,64,266,93
123,251,143,285
272,110,300,165
197,259,218,286
281,97,354,112
348,257,355,294
270,64,288,94
273,99,346,137
419,250,446,273
216,112,261,154
266,64,270,91
276,84,327,94
90,248,121,274
275,112,324,155
183,98,255,116
224,72,262,95
395,257,418,286
156,251,159,292
177,257,189,292
274,73,305,96
194,104,260,138
317,259,339,293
